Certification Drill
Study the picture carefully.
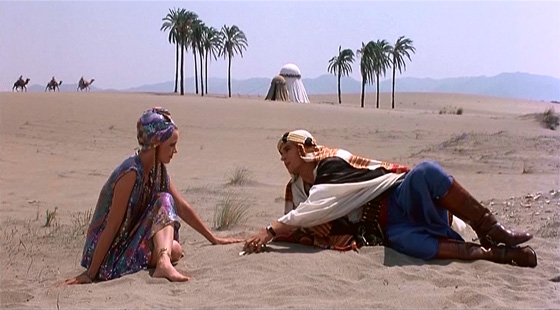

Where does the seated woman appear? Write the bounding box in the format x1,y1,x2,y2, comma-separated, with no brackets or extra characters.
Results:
243,130,537,268
64,107,241,284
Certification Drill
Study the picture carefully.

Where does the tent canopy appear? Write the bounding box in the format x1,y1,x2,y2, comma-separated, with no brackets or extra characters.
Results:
280,63,302,77
279,63,309,103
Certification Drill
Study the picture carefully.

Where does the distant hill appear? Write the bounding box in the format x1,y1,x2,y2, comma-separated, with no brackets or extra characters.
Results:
125,77,271,97
24,72,560,102
304,72,560,102
383,72,560,102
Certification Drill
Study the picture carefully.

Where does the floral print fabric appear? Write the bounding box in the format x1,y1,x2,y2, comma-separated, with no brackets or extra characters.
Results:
80,154,180,280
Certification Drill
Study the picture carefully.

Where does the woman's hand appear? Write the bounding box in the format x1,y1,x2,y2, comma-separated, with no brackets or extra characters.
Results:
60,271,93,286
243,228,272,254
211,236,244,245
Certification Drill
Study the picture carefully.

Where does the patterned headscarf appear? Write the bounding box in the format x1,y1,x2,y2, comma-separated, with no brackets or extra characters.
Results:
277,130,318,155
136,107,177,151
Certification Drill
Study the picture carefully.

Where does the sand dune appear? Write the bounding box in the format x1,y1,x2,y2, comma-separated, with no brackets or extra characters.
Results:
1,91,559,308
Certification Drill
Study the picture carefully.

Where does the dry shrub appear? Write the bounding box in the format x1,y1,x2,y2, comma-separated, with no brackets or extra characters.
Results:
537,214,559,238
71,209,93,237
521,161,533,174
227,167,252,186
44,207,58,227
538,107,559,130
213,191,249,230
439,107,463,115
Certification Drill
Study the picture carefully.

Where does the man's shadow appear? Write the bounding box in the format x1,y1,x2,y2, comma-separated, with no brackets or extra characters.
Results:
382,247,495,267
267,242,461,267
261,242,324,255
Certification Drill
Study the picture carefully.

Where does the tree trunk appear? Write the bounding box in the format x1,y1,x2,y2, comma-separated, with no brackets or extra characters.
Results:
361,79,365,108
205,50,209,94
228,53,232,97
391,57,396,109
199,49,204,97
337,70,342,104
376,73,380,109
193,50,199,94
174,42,179,93
180,44,185,96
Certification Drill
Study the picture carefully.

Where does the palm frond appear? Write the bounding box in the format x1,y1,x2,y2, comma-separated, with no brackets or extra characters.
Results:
392,36,416,73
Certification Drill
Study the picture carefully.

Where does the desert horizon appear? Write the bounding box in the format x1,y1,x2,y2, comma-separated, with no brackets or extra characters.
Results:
1,91,559,308
10,71,560,103
3,1,560,307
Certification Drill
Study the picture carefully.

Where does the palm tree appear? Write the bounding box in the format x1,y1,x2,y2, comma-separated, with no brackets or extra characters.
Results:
189,19,204,95
327,46,355,104
370,39,392,109
190,20,205,96
163,9,197,96
356,41,375,108
160,8,181,93
390,36,415,109
219,25,248,98
202,26,223,94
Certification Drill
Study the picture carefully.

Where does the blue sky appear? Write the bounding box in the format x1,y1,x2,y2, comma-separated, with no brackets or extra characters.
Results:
1,1,559,91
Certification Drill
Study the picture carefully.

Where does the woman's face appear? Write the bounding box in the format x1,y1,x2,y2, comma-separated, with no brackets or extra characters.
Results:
157,130,179,164
279,141,305,175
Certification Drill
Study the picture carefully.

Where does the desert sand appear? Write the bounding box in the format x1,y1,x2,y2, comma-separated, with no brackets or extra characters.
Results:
1,91,559,308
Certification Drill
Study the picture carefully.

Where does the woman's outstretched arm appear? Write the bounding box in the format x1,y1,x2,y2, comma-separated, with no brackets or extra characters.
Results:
63,171,135,285
169,179,242,245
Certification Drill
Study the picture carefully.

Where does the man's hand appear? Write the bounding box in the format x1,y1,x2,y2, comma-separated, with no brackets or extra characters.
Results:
242,227,272,254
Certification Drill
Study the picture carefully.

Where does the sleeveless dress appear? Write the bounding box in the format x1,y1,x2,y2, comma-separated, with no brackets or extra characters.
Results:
80,154,180,280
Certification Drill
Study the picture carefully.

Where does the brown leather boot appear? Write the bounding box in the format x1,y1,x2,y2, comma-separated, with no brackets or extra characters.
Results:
438,181,532,248
436,239,537,268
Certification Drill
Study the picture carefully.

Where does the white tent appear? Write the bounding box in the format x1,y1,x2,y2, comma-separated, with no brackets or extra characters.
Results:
279,63,309,103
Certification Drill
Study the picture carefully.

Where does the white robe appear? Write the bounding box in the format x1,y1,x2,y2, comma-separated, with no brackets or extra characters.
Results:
278,162,405,227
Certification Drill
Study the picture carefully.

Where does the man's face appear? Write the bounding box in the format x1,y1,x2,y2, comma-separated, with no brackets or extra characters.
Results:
279,141,305,175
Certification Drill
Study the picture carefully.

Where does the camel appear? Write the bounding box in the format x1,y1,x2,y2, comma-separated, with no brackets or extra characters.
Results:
77,77,95,92
12,76,31,92
45,77,62,92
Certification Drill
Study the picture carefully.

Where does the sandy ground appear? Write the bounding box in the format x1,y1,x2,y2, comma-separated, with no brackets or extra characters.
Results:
1,91,559,308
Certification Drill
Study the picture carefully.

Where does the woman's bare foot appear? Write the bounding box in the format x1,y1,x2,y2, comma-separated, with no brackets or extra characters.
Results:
153,254,190,282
